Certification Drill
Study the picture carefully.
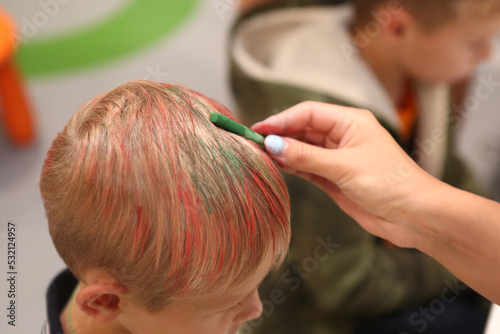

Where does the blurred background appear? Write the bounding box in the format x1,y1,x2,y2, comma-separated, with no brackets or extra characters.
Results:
0,0,499,333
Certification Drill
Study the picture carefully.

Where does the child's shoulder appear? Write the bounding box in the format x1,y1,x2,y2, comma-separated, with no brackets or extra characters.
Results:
44,269,77,334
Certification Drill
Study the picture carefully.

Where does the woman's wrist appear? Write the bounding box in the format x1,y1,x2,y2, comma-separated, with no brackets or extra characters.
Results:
413,179,450,254
401,175,484,259
392,170,448,252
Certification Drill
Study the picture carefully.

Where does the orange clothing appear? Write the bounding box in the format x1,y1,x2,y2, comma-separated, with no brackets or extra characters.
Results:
397,83,418,141
385,83,418,250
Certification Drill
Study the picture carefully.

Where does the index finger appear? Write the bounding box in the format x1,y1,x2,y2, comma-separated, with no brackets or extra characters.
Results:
251,101,361,146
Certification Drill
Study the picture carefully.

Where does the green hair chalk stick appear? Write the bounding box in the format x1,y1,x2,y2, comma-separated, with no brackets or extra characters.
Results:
209,112,265,146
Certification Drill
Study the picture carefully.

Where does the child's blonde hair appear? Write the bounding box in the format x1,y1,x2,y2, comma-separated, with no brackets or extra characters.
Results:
351,0,500,30
40,81,291,312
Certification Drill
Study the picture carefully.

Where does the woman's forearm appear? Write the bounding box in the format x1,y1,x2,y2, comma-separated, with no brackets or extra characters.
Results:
408,179,500,303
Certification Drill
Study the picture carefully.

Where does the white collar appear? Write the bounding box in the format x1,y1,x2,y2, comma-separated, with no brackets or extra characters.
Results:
233,5,450,178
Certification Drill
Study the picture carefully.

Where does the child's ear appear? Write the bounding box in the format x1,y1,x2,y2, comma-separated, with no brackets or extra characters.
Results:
379,7,416,43
75,282,128,323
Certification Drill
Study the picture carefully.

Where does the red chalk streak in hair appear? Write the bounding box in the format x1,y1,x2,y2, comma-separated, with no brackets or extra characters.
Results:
40,81,291,312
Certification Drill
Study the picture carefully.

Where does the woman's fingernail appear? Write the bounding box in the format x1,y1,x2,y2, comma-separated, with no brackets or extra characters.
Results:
265,135,285,156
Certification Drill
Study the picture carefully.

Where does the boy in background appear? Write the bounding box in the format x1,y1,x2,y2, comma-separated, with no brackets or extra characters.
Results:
39,81,291,334
231,0,499,333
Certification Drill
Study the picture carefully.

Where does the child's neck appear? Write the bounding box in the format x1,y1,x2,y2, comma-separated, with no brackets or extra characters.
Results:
354,30,410,108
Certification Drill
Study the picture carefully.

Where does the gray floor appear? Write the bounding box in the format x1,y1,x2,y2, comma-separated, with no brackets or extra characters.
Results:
1,1,500,333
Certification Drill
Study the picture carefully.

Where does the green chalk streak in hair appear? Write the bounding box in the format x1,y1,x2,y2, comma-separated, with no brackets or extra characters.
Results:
228,146,245,185
192,173,211,214
200,138,211,158
200,138,228,190
219,145,242,179
216,139,244,185
209,113,265,146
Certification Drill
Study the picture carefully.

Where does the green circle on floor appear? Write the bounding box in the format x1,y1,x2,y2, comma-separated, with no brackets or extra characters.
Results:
16,0,200,77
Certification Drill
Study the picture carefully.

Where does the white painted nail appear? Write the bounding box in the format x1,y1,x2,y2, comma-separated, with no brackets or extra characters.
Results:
265,135,285,156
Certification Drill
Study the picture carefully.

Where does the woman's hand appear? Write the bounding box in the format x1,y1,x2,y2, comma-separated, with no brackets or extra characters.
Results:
253,101,500,304
252,101,436,248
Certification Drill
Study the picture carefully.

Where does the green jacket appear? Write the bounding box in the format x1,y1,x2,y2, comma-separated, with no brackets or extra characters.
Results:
230,3,488,334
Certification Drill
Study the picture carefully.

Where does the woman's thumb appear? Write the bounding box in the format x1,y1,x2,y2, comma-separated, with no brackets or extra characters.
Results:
264,135,341,181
